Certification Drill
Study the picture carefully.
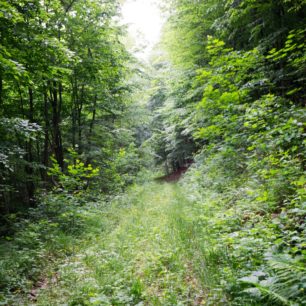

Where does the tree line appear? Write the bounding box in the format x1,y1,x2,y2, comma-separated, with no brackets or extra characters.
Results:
0,0,134,222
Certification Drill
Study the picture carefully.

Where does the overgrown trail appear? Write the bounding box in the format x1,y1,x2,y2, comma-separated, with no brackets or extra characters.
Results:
34,182,206,305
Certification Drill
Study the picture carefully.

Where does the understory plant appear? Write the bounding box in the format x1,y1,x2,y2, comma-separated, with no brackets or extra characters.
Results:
0,151,101,304
180,149,305,305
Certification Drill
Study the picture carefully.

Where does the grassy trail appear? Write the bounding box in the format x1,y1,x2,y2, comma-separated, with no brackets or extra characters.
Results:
33,182,206,305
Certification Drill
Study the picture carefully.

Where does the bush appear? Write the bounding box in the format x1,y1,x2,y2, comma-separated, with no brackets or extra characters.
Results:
0,153,101,303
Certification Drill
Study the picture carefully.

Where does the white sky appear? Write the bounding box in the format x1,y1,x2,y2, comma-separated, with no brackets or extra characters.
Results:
121,0,163,60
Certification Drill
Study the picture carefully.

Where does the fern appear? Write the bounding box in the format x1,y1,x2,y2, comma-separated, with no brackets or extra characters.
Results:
242,280,292,305
267,254,306,301
238,254,306,305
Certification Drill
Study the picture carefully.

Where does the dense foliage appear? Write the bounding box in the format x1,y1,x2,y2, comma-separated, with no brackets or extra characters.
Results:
0,1,146,300
0,0,305,304
0,0,145,223
147,0,306,304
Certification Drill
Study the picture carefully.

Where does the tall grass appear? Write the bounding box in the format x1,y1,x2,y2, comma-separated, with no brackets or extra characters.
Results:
1,178,304,305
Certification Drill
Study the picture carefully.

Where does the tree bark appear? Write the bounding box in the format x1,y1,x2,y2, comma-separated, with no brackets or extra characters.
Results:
77,84,84,153
0,74,2,105
50,81,64,170
88,94,97,148
25,87,35,205
71,75,78,148
42,88,50,180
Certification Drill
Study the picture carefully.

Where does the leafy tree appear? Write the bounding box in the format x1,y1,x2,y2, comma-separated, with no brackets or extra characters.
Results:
0,0,133,222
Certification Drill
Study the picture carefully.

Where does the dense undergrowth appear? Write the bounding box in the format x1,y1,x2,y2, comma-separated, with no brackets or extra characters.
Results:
180,155,306,305
0,176,100,304
1,169,305,305
145,0,306,303
0,182,190,305
0,152,151,305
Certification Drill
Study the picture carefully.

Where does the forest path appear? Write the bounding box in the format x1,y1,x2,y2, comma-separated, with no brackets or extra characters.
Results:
33,182,206,305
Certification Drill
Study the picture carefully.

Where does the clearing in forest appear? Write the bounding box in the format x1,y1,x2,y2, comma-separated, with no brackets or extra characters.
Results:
32,182,207,305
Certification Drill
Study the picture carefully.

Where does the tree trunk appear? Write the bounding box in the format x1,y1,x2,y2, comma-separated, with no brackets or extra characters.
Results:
77,84,84,153
50,81,64,170
71,75,78,148
88,94,97,148
18,84,25,118
25,87,35,205
0,74,2,105
43,88,50,180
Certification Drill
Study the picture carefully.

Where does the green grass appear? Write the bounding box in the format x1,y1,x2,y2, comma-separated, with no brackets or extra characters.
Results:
2,179,304,305
25,182,207,305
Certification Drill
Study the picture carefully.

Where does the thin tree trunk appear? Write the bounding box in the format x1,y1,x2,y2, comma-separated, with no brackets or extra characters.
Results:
71,76,78,148
88,94,97,148
77,85,84,153
28,87,34,121
18,84,25,118
43,88,50,180
50,81,64,170
25,87,35,205
0,74,2,105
